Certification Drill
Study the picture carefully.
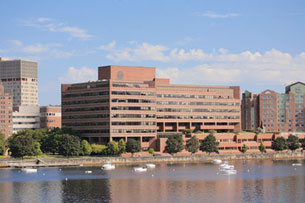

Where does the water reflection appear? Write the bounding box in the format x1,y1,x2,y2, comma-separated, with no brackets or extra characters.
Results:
0,160,304,203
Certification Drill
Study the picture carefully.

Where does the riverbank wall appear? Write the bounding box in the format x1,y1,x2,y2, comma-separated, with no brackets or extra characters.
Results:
0,152,304,168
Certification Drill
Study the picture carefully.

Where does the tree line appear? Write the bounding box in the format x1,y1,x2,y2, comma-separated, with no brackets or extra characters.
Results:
165,132,305,154
0,128,144,158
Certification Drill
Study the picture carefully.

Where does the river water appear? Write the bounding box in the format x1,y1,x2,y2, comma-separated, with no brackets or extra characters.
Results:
0,159,304,203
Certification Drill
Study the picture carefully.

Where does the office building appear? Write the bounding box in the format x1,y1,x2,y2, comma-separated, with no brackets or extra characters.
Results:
62,65,241,149
12,106,40,133
0,57,38,107
0,83,13,138
40,105,62,129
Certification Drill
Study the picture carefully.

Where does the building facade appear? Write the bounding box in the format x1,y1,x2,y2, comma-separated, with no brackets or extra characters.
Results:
0,83,13,138
12,106,40,133
241,91,259,130
40,105,62,129
62,65,241,148
242,82,305,133
0,57,38,107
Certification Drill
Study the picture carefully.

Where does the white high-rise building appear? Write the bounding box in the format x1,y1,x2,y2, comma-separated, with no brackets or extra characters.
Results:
0,57,38,107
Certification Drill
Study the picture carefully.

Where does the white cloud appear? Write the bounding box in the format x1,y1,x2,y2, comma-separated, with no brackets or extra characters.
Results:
59,67,97,83
100,41,305,88
22,18,92,40
99,41,116,51
197,11,241,19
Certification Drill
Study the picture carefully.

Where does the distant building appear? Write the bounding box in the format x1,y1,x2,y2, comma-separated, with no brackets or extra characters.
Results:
241,90,259,130
62,65,241,148
0,83,13,138
0,57,38,107
242,82,305,133
12,106,40,133
40,105,62,129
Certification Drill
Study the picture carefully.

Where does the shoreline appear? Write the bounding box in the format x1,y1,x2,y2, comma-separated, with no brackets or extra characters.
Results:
0,152,304,168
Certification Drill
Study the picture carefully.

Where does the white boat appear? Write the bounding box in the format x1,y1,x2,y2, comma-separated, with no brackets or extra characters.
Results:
213,159,222,164
134,167,147,172
222,169,237,174
85,170,92,174
21,168,37,173
292,163,302,166
146,163,156,168
102,163,115,170
220,165,234,170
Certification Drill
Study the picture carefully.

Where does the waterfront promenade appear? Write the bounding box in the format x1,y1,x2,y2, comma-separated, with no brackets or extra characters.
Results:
1,152,304,168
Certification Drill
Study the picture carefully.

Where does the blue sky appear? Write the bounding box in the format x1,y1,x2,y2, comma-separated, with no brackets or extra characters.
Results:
1,0,305,105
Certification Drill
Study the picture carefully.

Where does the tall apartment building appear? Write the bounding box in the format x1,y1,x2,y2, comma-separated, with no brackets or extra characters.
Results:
241,91,259,130
0,57,38,107
242,82,305,133
40,105,62,129
0,83,13,138
62,65,241,147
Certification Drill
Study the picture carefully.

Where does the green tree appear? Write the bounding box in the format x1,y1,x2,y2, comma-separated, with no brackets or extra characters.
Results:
148,148,155,155
165,134,184,154
259,143,266,153
0,133,5,155
301,139,305,150
118,139,126,154
271,137,287,151
41,134,61,154
80,140,92,156
91,144,107,155
186,136,200,154
241,144,248,153
200,133,219,154
57,134,81,157
287,135,300,151
126,139,141,155
34,142,42,156
7,134,36,158
106,141,119,155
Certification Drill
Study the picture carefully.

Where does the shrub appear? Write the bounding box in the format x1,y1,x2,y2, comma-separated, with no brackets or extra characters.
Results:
91,144,107,155
80,140,92,156
148,148,155,154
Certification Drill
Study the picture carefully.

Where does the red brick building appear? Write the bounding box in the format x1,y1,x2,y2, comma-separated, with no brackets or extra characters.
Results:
0,83,12,138
40,105,62,129
242,82,305,133
62,65,241,149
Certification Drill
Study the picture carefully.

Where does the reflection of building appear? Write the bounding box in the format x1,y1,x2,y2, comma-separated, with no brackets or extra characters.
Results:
40,105,62,129
62,65,241,148
242,82,305,133
0,83,12,138
12,106,40,133
0,57,38,107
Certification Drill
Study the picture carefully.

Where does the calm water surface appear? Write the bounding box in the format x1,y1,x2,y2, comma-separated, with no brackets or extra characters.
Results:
0,159,304,203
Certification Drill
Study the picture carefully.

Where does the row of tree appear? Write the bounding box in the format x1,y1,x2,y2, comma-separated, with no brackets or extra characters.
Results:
165,133,219,154
0,129,144,158
164,133,305,155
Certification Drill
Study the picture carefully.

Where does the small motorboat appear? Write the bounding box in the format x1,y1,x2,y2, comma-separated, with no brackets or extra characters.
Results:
85,171,92,174
146,163,156,168
221,169,237,174
213,159,222,164
102,162,115,170
134,167,147,172
292,163,302,166
21,168,37,173
219,164,234,170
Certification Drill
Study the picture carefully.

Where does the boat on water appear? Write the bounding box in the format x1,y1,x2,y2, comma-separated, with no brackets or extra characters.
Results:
221,168,237,174
219,164,234,170
146,163,156,168
292,163,302,166
21,168,37,173
102,163,115,170
85,171,92,174
134,167,147,172
213,159,222,164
